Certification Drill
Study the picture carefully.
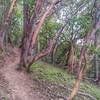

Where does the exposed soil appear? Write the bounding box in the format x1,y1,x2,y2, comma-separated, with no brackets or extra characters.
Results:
0,49,46,100
0,48,97,100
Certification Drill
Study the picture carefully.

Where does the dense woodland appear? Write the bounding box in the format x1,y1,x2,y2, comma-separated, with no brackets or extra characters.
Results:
0,0,100,100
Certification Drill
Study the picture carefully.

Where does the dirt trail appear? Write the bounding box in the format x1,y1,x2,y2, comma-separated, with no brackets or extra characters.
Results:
0,51,44,100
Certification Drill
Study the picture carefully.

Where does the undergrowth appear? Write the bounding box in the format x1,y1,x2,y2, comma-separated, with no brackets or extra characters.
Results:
31,61,100,100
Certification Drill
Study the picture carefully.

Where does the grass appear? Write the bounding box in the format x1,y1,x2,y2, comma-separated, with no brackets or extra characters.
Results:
31,61,100,100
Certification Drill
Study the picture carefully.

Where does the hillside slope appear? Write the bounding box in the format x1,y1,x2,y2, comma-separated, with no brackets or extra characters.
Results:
0,51,100,100
31,61,100,100
0,51,46,100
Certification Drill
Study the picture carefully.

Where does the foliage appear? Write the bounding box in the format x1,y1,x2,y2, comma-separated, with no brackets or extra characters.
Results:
10,1,23,46
39,20,61,50
0,0,99,99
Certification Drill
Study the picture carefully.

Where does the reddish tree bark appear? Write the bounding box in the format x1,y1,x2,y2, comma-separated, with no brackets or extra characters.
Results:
67,9,100,100
19,0,62,71
26,23,67,71
19,3,31,68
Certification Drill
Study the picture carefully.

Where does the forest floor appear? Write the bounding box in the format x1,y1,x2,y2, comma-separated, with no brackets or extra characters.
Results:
0,48,100,100
0,48,46,100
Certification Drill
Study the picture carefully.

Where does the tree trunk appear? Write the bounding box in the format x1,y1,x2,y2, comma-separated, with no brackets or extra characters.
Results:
67,47,86,100
19,2,31,70
67,41,76,74
0,0,17,50
26,23,66,72
93,32,100,82
19,0,62,71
